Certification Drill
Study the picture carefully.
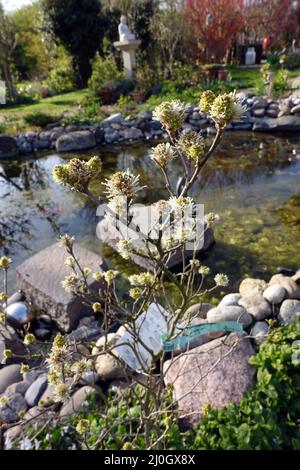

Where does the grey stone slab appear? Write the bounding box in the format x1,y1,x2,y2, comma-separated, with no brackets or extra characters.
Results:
16,242,106,332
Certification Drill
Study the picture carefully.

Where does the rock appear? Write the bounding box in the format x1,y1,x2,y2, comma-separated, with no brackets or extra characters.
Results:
239,278,267,297
278,299,300,325
252,98,268,109
278,106,291,117
250,321,269,345
268,103,279,111
6,380,31,395
33,140,51,151
80,371,99,386
102,113,123,127
206,126,217,135
39,131,52,141
4,424,22,447
6,302,31,329
19,142,32,154
93,127,105,144
151,120,162,130
16,242,106,333
56,131,96,152
0,393,27,423
95,334,126,380
263,284,287,304
39,384,55,406
95,332,119,350
0,365,22,394
184,303,214,320
123,127,143,140
97,210,214,271
23,405,43,421
50,130,64,141
0,324,26,364
25,376,48,407
65,125,78,133
104,130,120,143
276,266,296,276
291,104,300,114
269,274,300,299
219,293,241,307
25,131,37,140
238,294,272,321
34,328,52,341
7,291,26,307
253,115,300,132
59,386,96,417
231,122,252,131
163,333,256,427
293,272,300,283
207,305,253,328
138,110,152,120
0,136,19,159
265,109,278,118
23,369,40,383
252,108,265,118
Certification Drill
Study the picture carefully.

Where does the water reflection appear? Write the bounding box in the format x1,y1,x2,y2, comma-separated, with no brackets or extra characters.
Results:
0,132,299,290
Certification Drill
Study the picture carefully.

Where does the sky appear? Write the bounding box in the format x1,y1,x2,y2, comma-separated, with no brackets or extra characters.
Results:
2,0,34,11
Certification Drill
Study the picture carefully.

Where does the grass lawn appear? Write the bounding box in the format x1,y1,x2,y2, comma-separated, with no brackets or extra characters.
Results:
0,89,88,118
0,88,89,133
228,65,300,90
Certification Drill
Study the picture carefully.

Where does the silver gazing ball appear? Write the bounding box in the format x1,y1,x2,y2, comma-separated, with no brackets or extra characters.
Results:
6,302,31,329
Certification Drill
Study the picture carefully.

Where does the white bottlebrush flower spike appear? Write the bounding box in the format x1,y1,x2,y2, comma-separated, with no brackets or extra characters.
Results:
153,100,189,132
116,239,134,260
150,142,176,167
103,169,142,199
214,273,229,287
168,196,194,213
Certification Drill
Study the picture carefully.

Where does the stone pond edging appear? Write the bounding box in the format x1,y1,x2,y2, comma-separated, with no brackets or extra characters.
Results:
2,91,300,159
1,239,300,443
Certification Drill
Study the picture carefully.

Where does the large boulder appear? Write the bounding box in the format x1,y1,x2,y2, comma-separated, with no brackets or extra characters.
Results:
0,324,27,364
164,333,256,427
278,299,300,325
207,305,253,328
0,364,22,394
59,386,97,418
97,207,214,271
16,242,106,332
269,274,300,300
239,278,267,297
253,115,300,132
55,131,96,152
238,294,271,321
0,136,18,159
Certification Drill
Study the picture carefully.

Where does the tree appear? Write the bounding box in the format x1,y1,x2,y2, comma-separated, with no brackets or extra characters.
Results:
0,1,17,101
184,0,244,63
150,0,185,78
42,0,105,87
243,0,300,49
11,1,49,81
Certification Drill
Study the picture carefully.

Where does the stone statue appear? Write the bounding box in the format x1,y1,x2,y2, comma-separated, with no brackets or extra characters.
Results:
118,16,136,42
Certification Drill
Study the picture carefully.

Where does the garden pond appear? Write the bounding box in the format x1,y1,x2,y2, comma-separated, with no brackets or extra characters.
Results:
0,132,300,300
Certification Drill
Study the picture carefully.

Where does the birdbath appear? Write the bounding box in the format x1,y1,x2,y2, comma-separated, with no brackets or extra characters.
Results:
114,16,141,80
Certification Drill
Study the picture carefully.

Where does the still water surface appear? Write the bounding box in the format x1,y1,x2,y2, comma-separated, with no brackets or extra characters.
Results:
0,132,299,294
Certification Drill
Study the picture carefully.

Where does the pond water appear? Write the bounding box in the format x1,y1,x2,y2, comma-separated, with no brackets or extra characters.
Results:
0,132,300,298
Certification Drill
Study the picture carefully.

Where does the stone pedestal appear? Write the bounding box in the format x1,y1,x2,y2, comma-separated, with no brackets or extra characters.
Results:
113,40,141,80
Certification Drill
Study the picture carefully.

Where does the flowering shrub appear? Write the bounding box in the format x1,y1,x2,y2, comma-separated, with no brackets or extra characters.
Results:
1,91,246,449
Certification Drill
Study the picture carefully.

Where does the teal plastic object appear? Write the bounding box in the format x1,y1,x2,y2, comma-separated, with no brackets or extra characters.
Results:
162,321,244,352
